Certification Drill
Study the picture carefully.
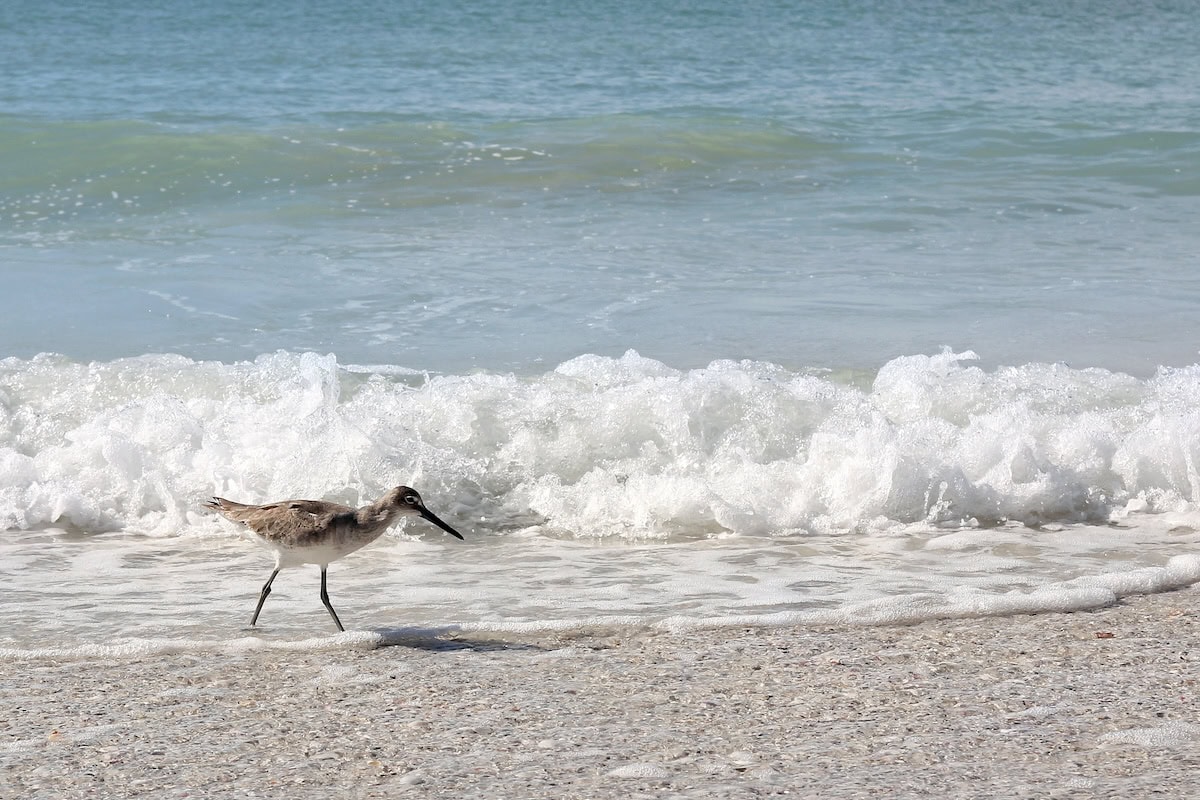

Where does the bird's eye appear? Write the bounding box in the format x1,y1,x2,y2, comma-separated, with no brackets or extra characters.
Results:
404,495,418,505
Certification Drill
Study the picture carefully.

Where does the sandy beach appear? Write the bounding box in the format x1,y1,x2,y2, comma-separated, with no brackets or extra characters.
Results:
2,589,1198,800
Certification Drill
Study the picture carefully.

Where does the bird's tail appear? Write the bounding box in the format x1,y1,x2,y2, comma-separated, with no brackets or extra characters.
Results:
204,497,253,513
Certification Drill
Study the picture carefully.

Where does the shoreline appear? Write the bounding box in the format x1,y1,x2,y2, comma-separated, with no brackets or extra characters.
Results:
3,589,1198,799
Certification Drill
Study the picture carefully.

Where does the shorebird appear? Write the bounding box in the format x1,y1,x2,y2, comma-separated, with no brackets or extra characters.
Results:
205,486,464,632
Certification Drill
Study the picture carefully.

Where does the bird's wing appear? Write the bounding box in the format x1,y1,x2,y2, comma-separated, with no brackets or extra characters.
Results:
242,504,329,542
208,498,355,542
276,500,355,517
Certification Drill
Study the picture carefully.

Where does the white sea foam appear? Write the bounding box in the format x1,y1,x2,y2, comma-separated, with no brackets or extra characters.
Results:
5,350,1200,658
0,632,382,662
0,523,1198,660
4,349,1200,538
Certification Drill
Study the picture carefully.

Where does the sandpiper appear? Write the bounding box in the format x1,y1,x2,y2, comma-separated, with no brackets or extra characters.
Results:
205,485,464,632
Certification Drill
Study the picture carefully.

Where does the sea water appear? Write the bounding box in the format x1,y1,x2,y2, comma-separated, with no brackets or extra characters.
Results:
3,0,1200,656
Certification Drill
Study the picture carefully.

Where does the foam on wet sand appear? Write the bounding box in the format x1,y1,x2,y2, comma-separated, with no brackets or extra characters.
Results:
3,590,1198,798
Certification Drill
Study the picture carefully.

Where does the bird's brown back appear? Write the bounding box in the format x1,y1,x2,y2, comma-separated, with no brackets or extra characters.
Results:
205,496,358,546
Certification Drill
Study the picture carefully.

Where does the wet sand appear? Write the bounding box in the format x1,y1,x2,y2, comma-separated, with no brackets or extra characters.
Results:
3,588,1199,799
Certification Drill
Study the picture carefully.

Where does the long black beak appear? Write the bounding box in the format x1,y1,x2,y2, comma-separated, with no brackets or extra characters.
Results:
419,507,465,540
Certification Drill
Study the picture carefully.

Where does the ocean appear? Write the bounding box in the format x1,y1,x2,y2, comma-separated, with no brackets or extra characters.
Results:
3,0,1200,656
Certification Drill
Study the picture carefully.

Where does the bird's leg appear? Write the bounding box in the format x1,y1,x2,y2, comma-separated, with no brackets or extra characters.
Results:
251,568,280,627
320,567,345,632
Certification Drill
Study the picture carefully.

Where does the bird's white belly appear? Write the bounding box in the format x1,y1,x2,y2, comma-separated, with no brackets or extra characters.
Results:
260,537,375,569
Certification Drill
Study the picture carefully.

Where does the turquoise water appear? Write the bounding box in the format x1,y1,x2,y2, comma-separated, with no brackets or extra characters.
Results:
4,1,1200,647
3,0,1199,373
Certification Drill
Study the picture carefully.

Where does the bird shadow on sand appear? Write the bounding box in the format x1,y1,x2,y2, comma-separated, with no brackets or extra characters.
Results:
370,625,552,653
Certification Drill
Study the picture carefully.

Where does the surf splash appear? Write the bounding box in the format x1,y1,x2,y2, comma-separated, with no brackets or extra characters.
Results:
3,348,1200,539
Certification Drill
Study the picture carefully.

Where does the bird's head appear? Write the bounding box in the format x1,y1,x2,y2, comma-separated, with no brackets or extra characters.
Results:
386,486,465,540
